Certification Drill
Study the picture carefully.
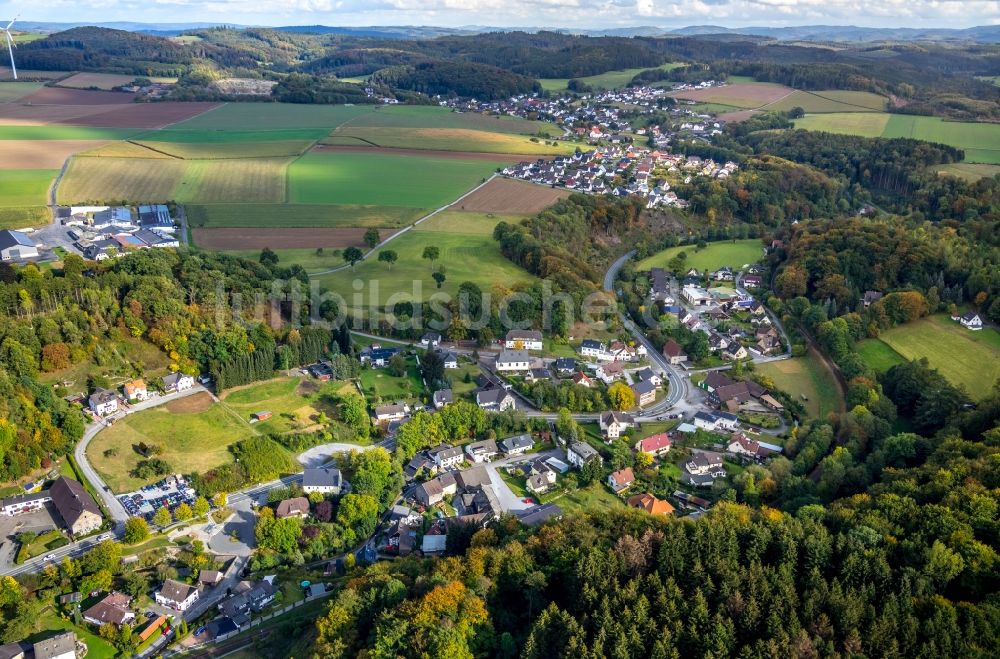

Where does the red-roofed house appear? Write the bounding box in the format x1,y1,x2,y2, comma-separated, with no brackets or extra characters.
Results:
607,467,635,494
662,339,688,365
635,433,672,457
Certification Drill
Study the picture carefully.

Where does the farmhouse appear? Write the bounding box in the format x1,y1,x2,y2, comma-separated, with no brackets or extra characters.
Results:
156,578,200,612
83,591,135,627
89,388,119,416
505,330,544,350
952,311,984,331
635,433,672,457
476,388,516,411
600,411,635,439
302,467,342,495
161,372,194,393
0,230,39,261
138,204,173,230
700,371,735,393
495,350,532,372
567,441,601,469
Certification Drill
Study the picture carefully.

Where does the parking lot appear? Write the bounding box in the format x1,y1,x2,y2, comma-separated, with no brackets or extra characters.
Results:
117,475,197,522
0,504,62,568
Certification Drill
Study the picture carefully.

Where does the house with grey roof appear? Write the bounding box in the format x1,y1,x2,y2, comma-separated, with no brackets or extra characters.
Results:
302,467,342,495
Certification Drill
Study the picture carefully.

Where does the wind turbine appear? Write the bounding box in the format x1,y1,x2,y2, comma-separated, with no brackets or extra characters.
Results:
3,16,17,80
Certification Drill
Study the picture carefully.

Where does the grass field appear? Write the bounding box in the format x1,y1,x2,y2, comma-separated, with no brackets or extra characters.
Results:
323,126,574,155
669,81,793,109
0,169,57,207
56,72,176,89
0,207,51,230
221,376,349,435
346,104,558,136
0,125,141,140
170,102,378,130
794,113,1000,163
417,210,526,235
87,393,249,492
288,151,504,207
316,213,537,310
539,63,682,92
765,90,887,113
855,339,906,372
635,239,763,272
934,163,1000,182
59,157,289,204
187,203,424,229
359,358,425,404
217,247,358,273
0,81,45,102
134,139,315,159
860,314,1000,399
757,352,842,418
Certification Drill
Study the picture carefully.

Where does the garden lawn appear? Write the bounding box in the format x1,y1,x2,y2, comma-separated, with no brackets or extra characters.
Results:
169,103,378,130
186,203,423,229
757,353,842,419
635,239,764,272
221,376,343,434
0,170,57,207
288,151,505,207
87,396,250,492
855,339,906,373
358,359,426,404
32,609,117,659
869,314,1000,399
548,483,626,514
316,226,537,311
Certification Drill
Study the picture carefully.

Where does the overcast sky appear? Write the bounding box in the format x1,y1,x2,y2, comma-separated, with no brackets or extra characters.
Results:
3,0,999,30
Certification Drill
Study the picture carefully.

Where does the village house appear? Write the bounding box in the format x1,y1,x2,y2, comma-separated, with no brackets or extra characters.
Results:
156,579,200,612
122,379,149,402
862,291,883,307
635,433,672,457
500,434,533,456
374,403,409,422
579,339,605,359
432,389,453,409
30,632,77,659
596,361,625,384
359,345,400,367
504,329,544,351
414,473,457,507
526,462,557,494
440,351,459,369
495,349,532,372
49,476,103,536
199,570,223,587
649,267,671,302
429,444,465,469
161,372,194,393
662,339,688,365
634,367,662,387
464,439,499,463
476,388,517,411
684,451,727,486
302,467,342,495
572,371,593,387
526,367,553,383
1,490,50,517
632,379,657,407
420,332,441,347
600,411,635,439
276,497,310,519
693,410,740,432
727,434,781,460
952,311,984,330
567,441,602,469
723,344,749,361
700,371,735,393
628,492,674,516
607,467,635,494
554,357,577,375
83,591,135,627
88,388,118,416
218,579,277,626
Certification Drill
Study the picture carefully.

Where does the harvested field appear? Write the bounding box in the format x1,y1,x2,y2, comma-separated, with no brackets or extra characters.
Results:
192,227,393,250
716,110,759,123
0,103,125,126
0,99,218,129
66,102,220,128
78,142,176,158
165,391,214,414
58,72,176,90
324,126,576,155
312,144,524,162
178,158,288,203
669,82,794,109
132,139,315,159
0,82,44,103
451,177,570,214
765,90,887,113
348,104,556,135
0,140,109,168
19,87,135,105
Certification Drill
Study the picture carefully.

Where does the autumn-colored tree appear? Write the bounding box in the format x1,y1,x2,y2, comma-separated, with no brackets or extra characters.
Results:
775,264,808,299
40,342,70,371
608,381,636,411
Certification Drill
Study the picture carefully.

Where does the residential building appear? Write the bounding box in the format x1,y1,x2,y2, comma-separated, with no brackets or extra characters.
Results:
500,434,533,456
516,503,564,527
464,439,499,463
628,492,674,516
693,410,740,432
954,311,984,330
476,388,516,411
663,339,687,365
632,379,657,407
83,592,135,627
649,267,670,301
553,358,577,375
700,371,734,393
504,329,544,351
635,433,672,457
634,367,662,387
161,372,194,393
31,632,77,659
404,452,435,480
276,497,310,519
49,476,102,536
432,389,453,409
420,332,441,347
608,467,635,493
596,361,624,383
862,290,883,307
567,441,601,469
579,339,605,359
199,570,223,587
527,471,555,495
726,434,780,460
495,350,531,372
218,579,277,625
155,579,200,612
1,491,51,517
302,467,342,495
0,640,31,659
429,444,465,469
358,345,399,366
723,344,749,361
89,388,118,416
122,379,148,402
0,230,39,261
374,403,408,422
440,351,459,369
685,451,726,477
414,473,457,507
599,411,635,439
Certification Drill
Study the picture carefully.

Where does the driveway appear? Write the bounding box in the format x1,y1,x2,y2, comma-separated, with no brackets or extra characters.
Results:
483,451,558,513
296,442,379,468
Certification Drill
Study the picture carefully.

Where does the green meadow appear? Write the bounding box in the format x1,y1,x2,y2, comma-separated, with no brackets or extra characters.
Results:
636,239,764,272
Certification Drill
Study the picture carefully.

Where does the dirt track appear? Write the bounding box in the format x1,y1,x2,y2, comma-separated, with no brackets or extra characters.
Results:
451,177,570,214
312,144,535,162
192,227,395,250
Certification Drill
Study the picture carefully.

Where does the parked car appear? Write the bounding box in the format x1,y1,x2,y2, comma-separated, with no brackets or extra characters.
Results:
45,553,56,561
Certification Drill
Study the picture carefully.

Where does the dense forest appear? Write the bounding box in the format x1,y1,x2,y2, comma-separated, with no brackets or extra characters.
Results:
372,61,540,100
